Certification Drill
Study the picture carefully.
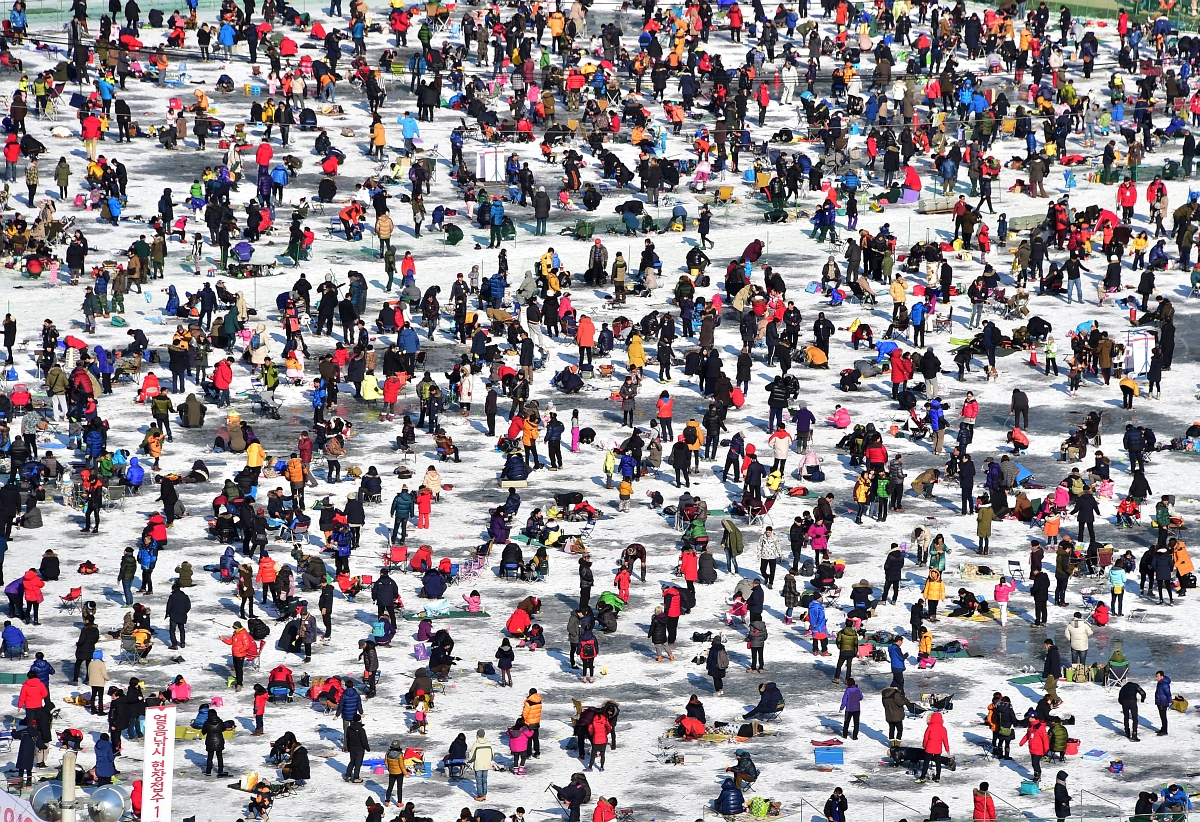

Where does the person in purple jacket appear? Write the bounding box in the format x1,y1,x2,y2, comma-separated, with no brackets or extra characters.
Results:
840,677,864,740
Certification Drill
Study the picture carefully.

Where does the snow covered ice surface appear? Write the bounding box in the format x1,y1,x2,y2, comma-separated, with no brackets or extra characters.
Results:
7,0,1200,820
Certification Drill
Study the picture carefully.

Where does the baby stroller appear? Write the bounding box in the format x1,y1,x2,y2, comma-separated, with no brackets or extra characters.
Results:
904,408,930,441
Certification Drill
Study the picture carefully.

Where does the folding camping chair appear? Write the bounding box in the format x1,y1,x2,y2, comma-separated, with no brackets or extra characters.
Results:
104,485,126,510
1007,559,1024,580
748,492,777,527
59,587,82,613
114,636,141,665
1105,662,1130,689
381,544,408,568
933,307,954,333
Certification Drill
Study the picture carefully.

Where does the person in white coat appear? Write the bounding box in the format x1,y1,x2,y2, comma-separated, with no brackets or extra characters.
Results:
467,729,493,800
767,425,793,475
1063,613,1093,665
757,526,782,588
779,64,798,105
459,370,475,416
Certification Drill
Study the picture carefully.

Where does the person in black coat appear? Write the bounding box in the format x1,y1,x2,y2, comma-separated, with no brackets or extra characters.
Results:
1054,772,1071,822
203,709,228,776
165,583,190,649
344,714,370,782
552,773,590,822
1030,569,1050,626
883,544,904,604
1071,489,1100,544
282,739,311,782
959,454,976,514
909,599,924,640
73,616,100,685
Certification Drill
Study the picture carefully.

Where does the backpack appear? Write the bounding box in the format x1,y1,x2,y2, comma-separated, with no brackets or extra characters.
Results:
476,661,496,675
579,638,597,659
247,617,271,640
692,631,712,643
684,426,698,445
749,797,770,818
716,647,729,668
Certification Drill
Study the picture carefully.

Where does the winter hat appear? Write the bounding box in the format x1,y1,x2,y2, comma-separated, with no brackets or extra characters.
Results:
476,729,486,738
390,739,402,749
233,621,244,630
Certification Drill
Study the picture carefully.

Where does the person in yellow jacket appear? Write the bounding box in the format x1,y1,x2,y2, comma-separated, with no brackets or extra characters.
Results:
918,628,933,657
245,439,266,473
923,568,945,620
627,332,646,370
889,274,908,319
853,471,871,524
522,688,543,758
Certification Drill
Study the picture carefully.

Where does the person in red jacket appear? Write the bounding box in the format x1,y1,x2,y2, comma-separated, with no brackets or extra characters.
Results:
864,439,888,471
221,621,257,691
252,683,268,735
916,711,949,783
679,546,698,597
587,711,611,771
614,567,631,603
973,782,997,822
727,2,743,40
2,133,18,181
1019,717,1050,781
81,115,102,160
1117,178,1138,222
661,583,682,644
755,83,770,127
17,671,47,715
675,714,706,738
381,373,405,421
255,141,273,168
211,357,234,407
592,796,618,822
416,486,434,529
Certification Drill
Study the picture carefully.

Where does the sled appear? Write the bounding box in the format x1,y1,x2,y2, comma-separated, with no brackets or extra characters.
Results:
400,610,490,620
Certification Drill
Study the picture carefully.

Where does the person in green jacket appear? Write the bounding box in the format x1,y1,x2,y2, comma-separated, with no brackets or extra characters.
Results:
833,624,859,683
874,471,891,522
722,520,744,574
81,286,101,333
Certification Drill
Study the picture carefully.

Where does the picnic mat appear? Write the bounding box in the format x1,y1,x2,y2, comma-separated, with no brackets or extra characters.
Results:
401,610,491,621
1008,674,1045,685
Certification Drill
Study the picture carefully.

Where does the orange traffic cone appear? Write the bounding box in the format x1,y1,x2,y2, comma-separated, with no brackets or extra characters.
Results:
1028,347,1039,367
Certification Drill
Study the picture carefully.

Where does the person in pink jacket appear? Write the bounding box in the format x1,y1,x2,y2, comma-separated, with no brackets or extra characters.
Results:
993,577,1017,625
917,712,949,783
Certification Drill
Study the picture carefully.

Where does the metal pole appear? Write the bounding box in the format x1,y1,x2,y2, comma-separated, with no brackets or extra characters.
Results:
61,750,78,822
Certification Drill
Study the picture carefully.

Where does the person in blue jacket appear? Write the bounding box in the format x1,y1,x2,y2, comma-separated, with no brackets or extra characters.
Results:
29,651,53,686
420,568,447,599
743,681,783,720
94,733,117,784
1155,670,1173,735
217,22,236,59
487,198,506,249
714,777,745,815
889,636,909,691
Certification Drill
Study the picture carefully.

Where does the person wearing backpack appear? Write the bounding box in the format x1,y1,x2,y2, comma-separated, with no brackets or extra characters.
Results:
707,635,729,694
578,629,598,683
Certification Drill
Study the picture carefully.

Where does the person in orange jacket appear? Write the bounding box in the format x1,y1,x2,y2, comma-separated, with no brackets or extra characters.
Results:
255,551,278,605
221,621,257,691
